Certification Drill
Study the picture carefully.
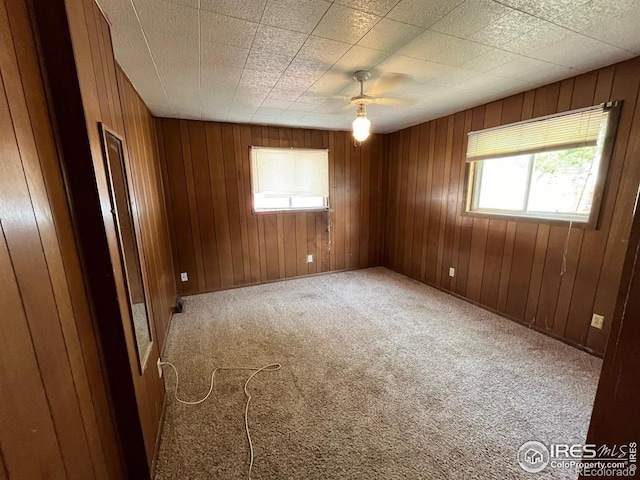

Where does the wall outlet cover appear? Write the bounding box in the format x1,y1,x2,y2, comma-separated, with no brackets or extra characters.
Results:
307,254,313,263
449,267,455,277
591,313,604,329
157,358,163,378
180,272,188,282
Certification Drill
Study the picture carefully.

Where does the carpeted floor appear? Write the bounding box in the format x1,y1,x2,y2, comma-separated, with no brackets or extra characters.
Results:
155,267,602,480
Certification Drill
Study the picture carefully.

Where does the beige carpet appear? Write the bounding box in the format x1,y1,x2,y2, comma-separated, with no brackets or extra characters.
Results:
155,267,601,480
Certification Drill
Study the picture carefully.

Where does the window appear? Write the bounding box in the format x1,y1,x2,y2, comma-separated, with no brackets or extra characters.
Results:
250,147,329,212
465,103,619,225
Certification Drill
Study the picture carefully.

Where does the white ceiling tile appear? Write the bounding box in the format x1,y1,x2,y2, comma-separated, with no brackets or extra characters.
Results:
255,106,284,117
261,98,293,109
201,42,249,68
251,25,308,56
278,110,307,121
164,76,200,116
306,70,352,95
265,88,301,101
229,104,260,114
495,0,590,20
200,10,258,49
226,112,256,122
455,73,531,94
430,66,477,86
357,18,422,52
275,75,315,92
399,31,493,66
155,0,197,8
239,69,282,88
285,57,331,78
470,9,537,49
374,55,452,84
312,100,350,114
145,31,198,74
298,36,352,64
461,48,521,72
333,45,390,73
108,0,640,133
134,0,198,37
503,21,573,55
261,0,331,34
489,56,572,84
581,8,640,54
297,93,326,105
288,102,319,111
528,34,633,72
200,0,267,22
245,50,292,72
170,108,202,120
551,0,636,32
234,92,269,107
201,65,243,90
334,0,398,16
387,0,465,28
430,0,510,38
312,4,380,44
96,0,140,28
110,24,171,111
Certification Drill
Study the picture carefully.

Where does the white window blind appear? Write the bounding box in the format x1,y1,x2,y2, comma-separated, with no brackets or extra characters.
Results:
466,105,611,162
250,147,329,212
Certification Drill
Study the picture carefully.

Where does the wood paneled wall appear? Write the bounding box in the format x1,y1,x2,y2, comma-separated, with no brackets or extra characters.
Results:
116,66,176,353
586,165,640,463
384,58,640,356
60,0,175,469
156,121,386,295
24,0,177,475
0,0,121,477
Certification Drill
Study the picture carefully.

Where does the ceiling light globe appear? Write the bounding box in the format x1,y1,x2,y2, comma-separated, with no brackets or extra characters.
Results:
352,116,371,142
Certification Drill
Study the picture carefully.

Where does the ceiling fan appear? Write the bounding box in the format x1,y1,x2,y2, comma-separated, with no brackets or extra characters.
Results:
330,70,420,142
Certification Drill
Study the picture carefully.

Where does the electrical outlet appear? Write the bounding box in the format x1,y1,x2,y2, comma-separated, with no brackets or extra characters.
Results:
449,267,455,277
307,254,313,263
591,313,604,329
180,272,188,282
157,358,163,378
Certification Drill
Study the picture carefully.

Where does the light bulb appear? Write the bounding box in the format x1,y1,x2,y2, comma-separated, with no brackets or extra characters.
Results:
352,114,370,142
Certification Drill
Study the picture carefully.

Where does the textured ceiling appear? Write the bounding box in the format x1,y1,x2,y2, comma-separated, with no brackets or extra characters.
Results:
98,0,640,133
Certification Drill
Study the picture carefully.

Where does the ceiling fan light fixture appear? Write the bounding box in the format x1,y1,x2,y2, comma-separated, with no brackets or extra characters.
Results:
352,104,370,142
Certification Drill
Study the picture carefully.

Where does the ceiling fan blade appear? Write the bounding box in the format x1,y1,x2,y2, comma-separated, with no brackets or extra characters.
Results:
314,98,354,114
368,73,418,94
373,97,419,107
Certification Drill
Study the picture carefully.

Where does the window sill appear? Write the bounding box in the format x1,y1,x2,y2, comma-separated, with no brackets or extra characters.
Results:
252,207,330,215
462,209,597,229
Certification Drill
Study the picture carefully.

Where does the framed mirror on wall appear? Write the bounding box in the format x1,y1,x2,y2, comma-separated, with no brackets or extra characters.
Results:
99,123,153,372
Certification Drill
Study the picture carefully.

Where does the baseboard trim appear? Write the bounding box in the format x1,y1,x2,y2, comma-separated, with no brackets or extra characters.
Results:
176,266,374,297
391,268,604,359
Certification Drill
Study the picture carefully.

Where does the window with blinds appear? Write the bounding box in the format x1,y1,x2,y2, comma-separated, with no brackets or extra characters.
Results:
465,102,620,225
250,147,329,212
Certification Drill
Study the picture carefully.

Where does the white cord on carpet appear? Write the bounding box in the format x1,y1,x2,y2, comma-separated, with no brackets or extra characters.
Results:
160,361,281,479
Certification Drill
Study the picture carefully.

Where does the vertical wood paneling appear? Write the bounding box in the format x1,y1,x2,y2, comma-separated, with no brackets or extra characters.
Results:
0,0,126,477
384,57,640,355
158,121,385,294
116,67,176,352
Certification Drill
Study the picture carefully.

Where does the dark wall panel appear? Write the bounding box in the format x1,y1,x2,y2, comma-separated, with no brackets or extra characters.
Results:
0,0,122,477
384,58,640,356
157,120,386,295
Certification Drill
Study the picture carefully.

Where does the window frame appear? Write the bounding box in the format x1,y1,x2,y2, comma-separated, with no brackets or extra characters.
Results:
463,102,621,229
249,146,330,215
